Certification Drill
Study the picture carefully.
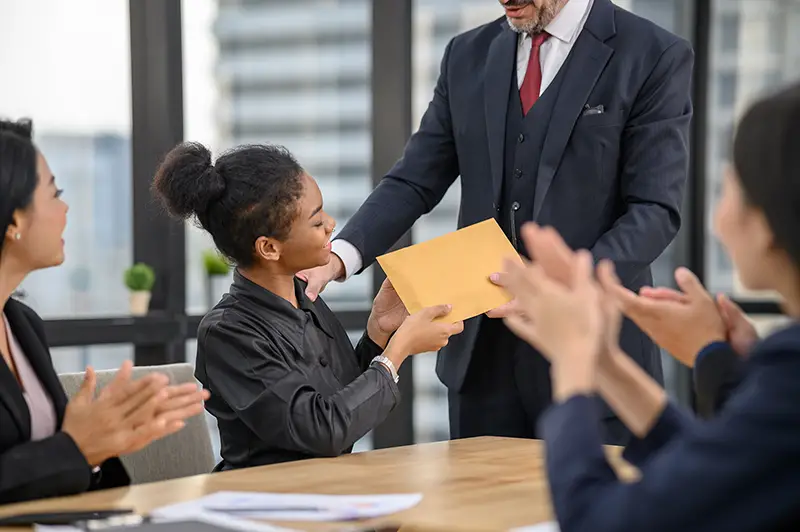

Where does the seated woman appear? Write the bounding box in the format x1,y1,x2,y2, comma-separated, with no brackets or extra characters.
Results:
152,142,463,469
497,83,800,530
0,119,208,504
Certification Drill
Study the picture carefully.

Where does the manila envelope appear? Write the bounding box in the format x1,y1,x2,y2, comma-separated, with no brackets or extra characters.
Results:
376,218,522,323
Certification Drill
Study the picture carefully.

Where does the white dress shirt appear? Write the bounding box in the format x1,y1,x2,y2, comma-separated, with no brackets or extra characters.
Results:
332,0,594,280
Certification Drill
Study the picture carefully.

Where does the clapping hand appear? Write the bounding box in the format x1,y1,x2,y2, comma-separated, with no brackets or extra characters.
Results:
497,224,605,400
638,286,758,358
598,267,728,367
63,361,209,467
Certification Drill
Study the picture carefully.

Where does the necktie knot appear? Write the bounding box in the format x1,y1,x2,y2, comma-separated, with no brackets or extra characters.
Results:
531,31,550,48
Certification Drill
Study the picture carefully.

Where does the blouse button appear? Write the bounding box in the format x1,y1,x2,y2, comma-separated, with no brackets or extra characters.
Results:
319,357,329,367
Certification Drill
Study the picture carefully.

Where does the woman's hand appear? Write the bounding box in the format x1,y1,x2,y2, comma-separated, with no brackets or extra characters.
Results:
599,267,727,367
494,223,614,359
383,305,464,367
596,259,624,362
501,247,605,401
640,287,758,358
367,278,409,347
717,294,759,356
62,361,208,466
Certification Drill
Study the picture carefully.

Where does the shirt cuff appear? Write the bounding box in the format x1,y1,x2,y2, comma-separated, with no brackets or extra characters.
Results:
330,239,363,281
695,341,730,366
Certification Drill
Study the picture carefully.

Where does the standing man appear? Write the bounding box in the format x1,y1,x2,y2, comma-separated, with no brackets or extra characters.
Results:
300,0,693,444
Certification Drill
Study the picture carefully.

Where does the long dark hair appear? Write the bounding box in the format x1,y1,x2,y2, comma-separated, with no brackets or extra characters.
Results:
0,119,37,259
733,83,800,267
151,142,305,267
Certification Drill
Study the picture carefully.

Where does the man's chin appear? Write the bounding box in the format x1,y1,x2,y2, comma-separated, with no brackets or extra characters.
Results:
506,15,539,33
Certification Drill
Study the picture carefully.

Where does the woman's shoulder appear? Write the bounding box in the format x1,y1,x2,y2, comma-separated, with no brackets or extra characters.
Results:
4,297,45,332
197,299,297,355
749,322,800,368
752,322,800,353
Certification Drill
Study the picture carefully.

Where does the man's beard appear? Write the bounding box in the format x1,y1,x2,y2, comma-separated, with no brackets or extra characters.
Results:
505,0,562,34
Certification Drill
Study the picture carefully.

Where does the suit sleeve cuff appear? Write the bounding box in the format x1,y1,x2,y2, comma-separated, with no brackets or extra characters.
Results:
539,395,609,466
695,340,730,366
621,402,691,467
331,239,363,281
693,341,742,418
538,395,617,516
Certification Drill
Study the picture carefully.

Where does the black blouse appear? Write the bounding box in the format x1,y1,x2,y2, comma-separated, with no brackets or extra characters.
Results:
195,270,400,469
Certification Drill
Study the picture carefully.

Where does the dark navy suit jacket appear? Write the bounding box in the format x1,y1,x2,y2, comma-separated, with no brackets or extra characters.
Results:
540,323,800,531
336,0,694,391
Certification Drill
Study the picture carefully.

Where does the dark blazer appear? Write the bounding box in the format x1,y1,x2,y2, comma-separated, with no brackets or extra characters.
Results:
0,298,129,504
195,272,399,469
693,341,745,418
336,0,694,391
539,323,800,532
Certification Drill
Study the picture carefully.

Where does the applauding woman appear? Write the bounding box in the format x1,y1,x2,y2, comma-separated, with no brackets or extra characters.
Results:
497,83,800,531
0,119,208,504
153,142,463,469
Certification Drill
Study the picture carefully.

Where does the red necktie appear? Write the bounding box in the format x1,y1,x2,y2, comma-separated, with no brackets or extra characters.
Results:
519,32,550,116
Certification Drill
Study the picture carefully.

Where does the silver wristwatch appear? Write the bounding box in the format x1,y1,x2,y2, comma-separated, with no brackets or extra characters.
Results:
371,355,399,383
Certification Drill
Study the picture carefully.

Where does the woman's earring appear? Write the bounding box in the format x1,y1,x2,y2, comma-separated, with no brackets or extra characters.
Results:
13,233,21,241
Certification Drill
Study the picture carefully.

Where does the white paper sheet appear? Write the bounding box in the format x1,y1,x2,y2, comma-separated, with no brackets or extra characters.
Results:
511,521,560,532
151,491,423,522
35,513,293,532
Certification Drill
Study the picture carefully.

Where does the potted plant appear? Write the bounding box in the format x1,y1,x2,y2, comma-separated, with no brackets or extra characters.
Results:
124,263,155,316
203,249,231,309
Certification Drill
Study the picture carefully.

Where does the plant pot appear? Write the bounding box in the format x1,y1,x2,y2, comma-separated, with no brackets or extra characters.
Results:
129,291,152,316
205,274,231,310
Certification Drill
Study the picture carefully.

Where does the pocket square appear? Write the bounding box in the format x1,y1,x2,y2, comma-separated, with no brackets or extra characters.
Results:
582,104,605,116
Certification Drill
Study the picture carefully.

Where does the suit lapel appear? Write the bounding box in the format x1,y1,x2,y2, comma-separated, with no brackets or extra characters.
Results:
532,0,616,221
484,22,518,208
3,300,68,427
0,304,31,437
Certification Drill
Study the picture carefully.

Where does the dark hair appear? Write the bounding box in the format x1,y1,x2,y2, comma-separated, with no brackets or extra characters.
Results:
733,83,800,268
0,119,38,259
152,142,305,267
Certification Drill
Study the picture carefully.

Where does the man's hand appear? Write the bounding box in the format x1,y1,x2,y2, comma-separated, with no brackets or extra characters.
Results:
367,278,410,348
486,278,520,318
297,253,346,301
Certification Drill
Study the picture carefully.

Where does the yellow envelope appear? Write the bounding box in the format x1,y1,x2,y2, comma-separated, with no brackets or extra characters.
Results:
377,218,522,323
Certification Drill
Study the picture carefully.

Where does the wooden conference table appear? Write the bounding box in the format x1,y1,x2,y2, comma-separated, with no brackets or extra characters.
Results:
0,436,632,531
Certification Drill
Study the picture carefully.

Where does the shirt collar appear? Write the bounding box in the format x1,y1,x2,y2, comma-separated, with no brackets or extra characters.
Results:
519,0,593,45
230,269,335,340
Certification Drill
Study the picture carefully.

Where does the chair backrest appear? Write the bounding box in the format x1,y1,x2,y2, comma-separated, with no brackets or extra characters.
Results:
58,363,215,484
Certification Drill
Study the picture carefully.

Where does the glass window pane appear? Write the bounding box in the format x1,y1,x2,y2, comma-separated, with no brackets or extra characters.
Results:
1,0,132,318
749,315,793,338
182,0,374,314
705,0,800,298
411,0,693,439
51,344,133,375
